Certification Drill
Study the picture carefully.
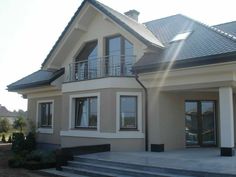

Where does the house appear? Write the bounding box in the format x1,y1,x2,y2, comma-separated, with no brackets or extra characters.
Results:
0,104,18,124
7,0,236,156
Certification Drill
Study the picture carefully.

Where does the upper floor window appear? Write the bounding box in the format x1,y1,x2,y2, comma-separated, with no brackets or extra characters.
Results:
75,41,98,80
38,102,53,128
105,35,134,76
74,97,97,129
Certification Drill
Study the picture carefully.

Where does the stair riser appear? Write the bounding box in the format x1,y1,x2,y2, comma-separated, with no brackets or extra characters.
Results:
74,157,236,177
62,167,113,177
68,162,171,177
74,157,202,177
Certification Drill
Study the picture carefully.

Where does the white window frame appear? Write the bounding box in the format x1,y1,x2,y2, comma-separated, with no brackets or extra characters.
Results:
69,92,100,132
116,92,142,133
36,100,54,134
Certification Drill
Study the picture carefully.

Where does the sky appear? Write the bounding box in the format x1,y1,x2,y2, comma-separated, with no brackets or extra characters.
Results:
0,0,236,112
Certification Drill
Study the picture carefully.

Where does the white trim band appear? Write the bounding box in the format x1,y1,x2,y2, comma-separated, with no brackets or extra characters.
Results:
60,130,144,139
37,128,53,134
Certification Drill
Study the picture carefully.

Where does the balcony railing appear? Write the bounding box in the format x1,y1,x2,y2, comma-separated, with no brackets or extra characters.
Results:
65,55,136,82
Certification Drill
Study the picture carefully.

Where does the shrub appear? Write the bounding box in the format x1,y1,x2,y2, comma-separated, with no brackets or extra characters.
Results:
0,118,10,133
25,132,36,152
13,117,26,133
11,133,25,153
8,154,25,168
7,136,12,143
1,134,6,143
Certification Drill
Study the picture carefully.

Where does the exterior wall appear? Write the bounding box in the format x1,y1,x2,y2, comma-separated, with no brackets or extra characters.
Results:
60,88,145,151
148,90,220,151
61,136,144,151
27,95,62,147
62,10,146,68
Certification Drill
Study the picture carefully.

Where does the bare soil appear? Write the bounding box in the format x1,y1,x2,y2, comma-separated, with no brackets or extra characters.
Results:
0,143,46,177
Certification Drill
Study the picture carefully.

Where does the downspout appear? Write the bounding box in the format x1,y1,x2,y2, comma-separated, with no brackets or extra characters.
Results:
135,74,149,151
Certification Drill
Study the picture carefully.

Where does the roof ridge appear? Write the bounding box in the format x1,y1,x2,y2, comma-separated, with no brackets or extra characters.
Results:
143,14,181,24
214,20,236,27
180,14,236,43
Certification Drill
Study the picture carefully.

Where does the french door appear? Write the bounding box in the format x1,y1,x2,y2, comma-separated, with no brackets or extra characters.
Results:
185,101,217,147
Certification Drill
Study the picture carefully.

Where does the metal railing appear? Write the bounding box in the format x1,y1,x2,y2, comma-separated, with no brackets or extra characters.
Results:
65,55,135,82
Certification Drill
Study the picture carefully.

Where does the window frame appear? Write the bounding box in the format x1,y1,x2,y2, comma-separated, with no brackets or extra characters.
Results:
74,96,98,129
116,92,142,133
69,93,100,131
105,35,134,76
36,100,54,134
119,96,138,130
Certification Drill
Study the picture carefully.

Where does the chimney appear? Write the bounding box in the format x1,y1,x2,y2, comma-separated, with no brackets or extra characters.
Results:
124,10,140,22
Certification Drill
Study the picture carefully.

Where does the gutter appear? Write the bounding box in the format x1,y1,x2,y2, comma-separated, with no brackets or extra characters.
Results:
135,74,149,151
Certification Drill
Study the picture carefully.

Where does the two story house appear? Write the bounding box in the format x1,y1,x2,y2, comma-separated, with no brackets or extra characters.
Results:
8,0,236,156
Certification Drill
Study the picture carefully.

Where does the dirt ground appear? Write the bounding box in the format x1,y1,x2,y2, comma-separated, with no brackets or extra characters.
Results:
0,143,46,177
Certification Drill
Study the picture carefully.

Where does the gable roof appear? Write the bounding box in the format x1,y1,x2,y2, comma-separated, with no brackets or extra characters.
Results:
7,68,64,91
41,0,164,68
133,14,236,73
0,105,18,118
214,21,236,37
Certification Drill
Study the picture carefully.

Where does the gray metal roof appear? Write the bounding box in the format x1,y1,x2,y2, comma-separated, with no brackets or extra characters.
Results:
133,14,236,72
214,21,236,37
7,69,64,91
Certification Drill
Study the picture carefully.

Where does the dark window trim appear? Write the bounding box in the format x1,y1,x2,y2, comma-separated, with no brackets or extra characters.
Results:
119,95,138,130
185,100,217,147
39,102,53,128
74,96,98,129
105,34,134,76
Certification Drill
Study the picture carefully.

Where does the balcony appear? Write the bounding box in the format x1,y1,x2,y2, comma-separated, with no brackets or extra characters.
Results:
65,55,135,82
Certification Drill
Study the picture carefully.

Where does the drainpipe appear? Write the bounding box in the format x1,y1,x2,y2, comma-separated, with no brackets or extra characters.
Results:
135,74,149,151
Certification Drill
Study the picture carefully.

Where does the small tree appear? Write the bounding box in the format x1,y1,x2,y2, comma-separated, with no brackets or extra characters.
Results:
13,117,26,133
0,117,11,133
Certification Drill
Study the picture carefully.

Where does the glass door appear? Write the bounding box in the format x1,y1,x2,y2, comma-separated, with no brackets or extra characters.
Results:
201,101,216,146
185,101,216,147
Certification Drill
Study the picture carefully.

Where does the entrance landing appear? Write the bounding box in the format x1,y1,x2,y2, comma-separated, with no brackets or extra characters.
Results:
80,148,236,175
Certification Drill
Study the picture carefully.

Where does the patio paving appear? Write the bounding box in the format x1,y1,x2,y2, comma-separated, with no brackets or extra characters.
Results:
80,148,236,175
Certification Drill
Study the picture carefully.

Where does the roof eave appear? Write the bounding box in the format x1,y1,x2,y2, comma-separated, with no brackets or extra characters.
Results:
133,51,236,74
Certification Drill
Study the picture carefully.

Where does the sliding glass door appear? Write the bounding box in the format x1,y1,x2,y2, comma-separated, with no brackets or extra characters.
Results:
185,101,217,147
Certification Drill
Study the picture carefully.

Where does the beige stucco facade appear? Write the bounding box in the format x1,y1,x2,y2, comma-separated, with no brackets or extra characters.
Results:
16,1,236,155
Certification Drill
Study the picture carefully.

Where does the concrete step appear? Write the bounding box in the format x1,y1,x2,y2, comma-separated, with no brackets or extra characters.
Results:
74,156,200,177
39,168,88,177
66,161,194,177
62,166,131,177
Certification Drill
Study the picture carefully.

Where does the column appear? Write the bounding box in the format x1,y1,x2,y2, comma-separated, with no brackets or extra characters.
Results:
219,87,235,156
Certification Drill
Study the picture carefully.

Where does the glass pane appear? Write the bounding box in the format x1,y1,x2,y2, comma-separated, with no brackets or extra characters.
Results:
75,41,98,80
89,98,97,127
201,101,216,145
40,103,52,127
124,40,133,75
75,98,88,127
120,96,137,129
106,37,121,76
185,102,198,145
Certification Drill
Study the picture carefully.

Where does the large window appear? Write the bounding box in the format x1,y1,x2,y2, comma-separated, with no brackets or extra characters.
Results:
105,35,133,76
75,40,98,80
74,97,97,128
38,102,53,128
120,96,137,129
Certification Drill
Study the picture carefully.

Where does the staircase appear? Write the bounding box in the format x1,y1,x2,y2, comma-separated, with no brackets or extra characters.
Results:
59,156,201,177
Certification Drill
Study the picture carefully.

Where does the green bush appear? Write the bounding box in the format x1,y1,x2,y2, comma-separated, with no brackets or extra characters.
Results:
11,132,25,153
25,132,36,152
8,154,25,168
1,134,6,143
0,118,10,133
13,117,26,133
7,136,12,143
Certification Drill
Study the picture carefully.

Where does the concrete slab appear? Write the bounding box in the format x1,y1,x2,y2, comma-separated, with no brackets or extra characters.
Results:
80,148,236,175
